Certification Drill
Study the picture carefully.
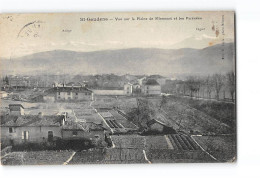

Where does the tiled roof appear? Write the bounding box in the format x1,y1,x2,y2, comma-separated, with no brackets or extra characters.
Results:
147,118,167,127
44,87,93,94
9,104,24,109
62,121,106,131
144,79,160,86
66,82,83,87
0,115,63,127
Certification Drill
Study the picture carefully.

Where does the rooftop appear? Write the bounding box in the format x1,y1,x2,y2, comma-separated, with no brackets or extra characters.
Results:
144,79,160,86
45,87,93,94
9,104,24,109
1,115,64,127
62,121,106,131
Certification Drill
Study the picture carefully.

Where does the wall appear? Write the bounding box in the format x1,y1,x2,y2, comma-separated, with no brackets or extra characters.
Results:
123,84,133,96
55,91,92,101
62,130,105,141
43,95,55,102
1,126,62,145
10,108,24,116
142,85,161,95
92,89,125,96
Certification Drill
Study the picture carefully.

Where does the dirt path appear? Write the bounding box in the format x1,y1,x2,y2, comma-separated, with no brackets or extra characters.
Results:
89,100,114,133
190,136,218,161
63,151,76,165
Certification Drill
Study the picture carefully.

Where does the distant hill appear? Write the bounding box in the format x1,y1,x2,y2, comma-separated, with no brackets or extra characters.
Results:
0,43,235,78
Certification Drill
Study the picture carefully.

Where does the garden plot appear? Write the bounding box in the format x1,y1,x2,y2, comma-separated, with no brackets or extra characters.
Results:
105,118,123,129
192,135,236,162
92,96,137,113
167,134,200,151
145,136,169,149
148,97,231,135
99,111,113,118
1,151,74,165
111,135,146,149
109,110,137,129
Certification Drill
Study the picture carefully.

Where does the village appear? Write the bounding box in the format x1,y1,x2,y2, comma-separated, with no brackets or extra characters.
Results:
0,73,236,164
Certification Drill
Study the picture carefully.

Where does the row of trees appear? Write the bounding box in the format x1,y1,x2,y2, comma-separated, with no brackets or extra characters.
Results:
177,72,235,101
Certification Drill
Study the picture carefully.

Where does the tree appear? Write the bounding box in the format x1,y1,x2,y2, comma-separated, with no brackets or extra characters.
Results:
226,71,235,101
205,75,214,99
160,95,167,109
212,74,224,100
186,76,201,98
4,75,9,85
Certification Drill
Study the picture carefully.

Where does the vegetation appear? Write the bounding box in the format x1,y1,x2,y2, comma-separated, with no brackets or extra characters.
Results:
126,98,156,130
174,72,235,101
167,96,236,133
193,135,236,162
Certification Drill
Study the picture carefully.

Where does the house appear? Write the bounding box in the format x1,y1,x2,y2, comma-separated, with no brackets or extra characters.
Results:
53,82,86,88
132,83,141,94
61,121,107,146
148,75,167,86
141,79,161,95
9,104,25,116
54,87,93,101
8,76,30,90
31,84,94,102
123,83,133,96
1,104,108,148
0,113,66,146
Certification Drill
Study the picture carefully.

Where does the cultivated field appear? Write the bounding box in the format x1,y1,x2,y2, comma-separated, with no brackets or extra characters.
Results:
192,135,236,162
1,150,74,165
1,93,236,164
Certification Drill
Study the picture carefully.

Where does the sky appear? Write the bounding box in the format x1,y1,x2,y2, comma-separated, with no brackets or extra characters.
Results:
0,11,235,58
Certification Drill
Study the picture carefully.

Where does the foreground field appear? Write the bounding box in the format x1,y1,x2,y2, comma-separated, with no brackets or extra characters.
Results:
146,96,234,135
1,151,74,165
192,135,236,162
1,94,236,164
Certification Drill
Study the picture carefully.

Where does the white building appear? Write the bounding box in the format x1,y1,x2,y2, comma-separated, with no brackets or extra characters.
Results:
124,83,133,96
142,79,161,95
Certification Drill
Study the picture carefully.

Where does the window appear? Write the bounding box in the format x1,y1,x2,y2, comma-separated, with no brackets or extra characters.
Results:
22,131,29,141
48,131,53,142
68,97,71,100
58,92,60,95
85,93,88,95
72,131,78,136
76,93,78,95
67,92,71,95
9,127,14,133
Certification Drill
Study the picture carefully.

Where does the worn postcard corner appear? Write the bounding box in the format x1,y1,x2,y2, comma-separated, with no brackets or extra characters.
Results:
0,11,236,165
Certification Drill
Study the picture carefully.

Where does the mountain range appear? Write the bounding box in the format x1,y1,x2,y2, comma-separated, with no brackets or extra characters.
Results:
0,43,235,78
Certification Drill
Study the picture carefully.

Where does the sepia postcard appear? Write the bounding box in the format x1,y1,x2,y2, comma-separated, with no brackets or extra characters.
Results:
0,11,236,165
